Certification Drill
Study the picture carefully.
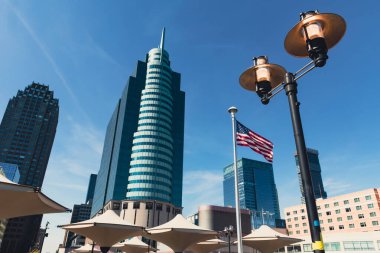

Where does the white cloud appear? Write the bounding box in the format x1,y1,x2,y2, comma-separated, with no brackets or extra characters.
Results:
323,177,353,197
182,170,223,216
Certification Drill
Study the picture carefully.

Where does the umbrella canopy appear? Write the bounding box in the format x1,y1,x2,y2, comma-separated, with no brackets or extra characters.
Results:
242,225,303,253
60,210,144,251
188,238,228,253
72,243,101,252
145,214,217,252
0,174,70,219
112,237,149,253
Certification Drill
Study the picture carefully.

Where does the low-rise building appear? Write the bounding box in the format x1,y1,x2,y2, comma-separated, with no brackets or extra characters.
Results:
284,188,380,236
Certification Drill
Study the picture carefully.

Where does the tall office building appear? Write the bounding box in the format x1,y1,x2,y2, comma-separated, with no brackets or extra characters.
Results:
0,162,20,183
295,148,327,204
91,29,185,217
0,83,59,253
223,158,281,228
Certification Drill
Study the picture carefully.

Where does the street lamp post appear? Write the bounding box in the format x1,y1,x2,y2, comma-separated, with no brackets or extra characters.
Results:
224,225,234,253
239,11,346,253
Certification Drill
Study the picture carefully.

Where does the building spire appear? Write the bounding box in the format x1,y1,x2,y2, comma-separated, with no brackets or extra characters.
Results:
159,27,165,50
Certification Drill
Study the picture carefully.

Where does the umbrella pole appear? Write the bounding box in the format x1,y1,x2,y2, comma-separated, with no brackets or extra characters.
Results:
91,241,95,253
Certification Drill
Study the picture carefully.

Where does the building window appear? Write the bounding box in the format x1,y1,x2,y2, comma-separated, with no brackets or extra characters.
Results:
146,202,153,210
318,213,322,217
360,222,366,227
133,202,140,209
354,197,360,202
320,220,323,224
166,206,171,213
303,229,308,233
326,211,331,216
365,195,372,200
287,218,291,222
122,203,128,209
356,206,362,210
334,202,339,207
325,204,330,208
317,206,321,210
372,221,379,226
303,244,312,252
296,230,300,234
293,210,297,214
337,217,342,222
321,227,325,231
358,214,364,219
112,202,120,210
289,231,293,235
287,245,302,253
347,215,353,220
325,242,341,251
328,219,333,223
349,224,355,228
294,217,298,221
370,212,376,217
329,226,334,231
339,225,344,230
286,212,290,216
345,208,351,212
156,203,162,211
295,224,299,228
344,200,349,205
302,216,306,220
301,209,305,213
335,209,341,214
343,241,374,251
288,225,292,228
368,203,374,208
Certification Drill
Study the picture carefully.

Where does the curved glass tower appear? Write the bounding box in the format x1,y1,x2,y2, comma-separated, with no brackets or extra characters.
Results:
126,29,182,204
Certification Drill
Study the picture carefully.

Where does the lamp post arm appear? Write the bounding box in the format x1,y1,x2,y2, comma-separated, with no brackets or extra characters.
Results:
265,60,316,102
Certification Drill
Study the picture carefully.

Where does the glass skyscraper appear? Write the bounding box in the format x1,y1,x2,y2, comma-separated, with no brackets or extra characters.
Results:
295,148,327,204
0,162,20,183
91,29,185,216
85,174,97,205
0,83,59,253
223,158,280,228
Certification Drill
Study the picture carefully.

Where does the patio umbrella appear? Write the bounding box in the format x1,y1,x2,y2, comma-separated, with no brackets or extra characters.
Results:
145,214,217,253
60,210,144,253
188,238,228,253
112,237,150,253
0,174,70,219
242,225,303,253
72,243,101,252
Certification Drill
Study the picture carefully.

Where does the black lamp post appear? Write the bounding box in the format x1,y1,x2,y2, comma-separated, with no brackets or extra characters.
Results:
224,225,234,253
239,11,346,253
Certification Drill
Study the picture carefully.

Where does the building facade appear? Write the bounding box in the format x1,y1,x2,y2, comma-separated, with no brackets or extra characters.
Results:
284,188,380,237
278,231,380,253
223,158,281,228
295,148,327,203
0,83,59,253
85,174,97,205
91,29,185,217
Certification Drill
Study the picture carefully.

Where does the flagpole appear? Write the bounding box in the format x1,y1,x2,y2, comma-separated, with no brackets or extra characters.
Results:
228,106,243,253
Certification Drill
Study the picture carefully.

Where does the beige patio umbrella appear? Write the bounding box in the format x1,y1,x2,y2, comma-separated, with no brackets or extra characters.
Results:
112,237,150,253
188,238,228,253
0,174,70,219
242,225,303,253
60,210,144,253
145,214,217,253
72,243,101,252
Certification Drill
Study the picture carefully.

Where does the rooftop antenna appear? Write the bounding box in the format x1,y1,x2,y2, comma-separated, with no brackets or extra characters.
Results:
159,27,165,62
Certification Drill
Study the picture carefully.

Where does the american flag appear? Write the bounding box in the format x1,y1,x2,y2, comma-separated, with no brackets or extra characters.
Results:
236,120,274,163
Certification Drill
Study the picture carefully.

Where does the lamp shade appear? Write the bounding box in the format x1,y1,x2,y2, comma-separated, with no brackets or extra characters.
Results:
240,63,286,92
284,12,346,57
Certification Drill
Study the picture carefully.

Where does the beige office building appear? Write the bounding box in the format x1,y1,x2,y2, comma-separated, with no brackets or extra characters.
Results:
284,188,380,236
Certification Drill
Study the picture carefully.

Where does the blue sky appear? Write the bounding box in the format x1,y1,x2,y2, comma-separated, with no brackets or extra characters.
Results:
0,1,379,252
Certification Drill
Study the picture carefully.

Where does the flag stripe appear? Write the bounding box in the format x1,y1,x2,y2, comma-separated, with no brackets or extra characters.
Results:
236,120,274,163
